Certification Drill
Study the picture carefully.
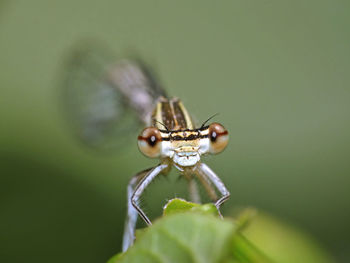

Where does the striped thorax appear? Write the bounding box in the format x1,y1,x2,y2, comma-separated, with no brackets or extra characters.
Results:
137,97,229,169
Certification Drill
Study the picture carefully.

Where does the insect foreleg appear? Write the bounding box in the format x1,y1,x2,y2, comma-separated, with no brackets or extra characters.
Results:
131,164,168,223
195,163,230,217
122,167,152,252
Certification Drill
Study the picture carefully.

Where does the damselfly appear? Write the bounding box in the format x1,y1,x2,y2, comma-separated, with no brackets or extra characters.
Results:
62,45,230,252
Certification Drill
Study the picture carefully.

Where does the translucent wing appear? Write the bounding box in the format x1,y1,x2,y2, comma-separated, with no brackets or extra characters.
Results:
61,44,166,151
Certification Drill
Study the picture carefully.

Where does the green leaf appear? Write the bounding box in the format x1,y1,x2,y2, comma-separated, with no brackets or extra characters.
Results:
113,213,235,263
110,199,273,263
109,199,334,263
163,198,218,216
230,233,272,263
240,212,336,263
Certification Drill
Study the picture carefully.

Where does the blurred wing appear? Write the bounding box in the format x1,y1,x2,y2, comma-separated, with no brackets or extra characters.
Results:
61,44,166,151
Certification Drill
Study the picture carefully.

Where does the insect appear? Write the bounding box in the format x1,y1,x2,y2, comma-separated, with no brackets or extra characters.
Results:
62,45,230,252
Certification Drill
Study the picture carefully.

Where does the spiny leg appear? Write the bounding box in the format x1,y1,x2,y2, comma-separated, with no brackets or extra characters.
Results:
188,178,201,203
122,167,152,252
131,163,169,225
182,169,201,203
195,163,230,217
196,169,218,202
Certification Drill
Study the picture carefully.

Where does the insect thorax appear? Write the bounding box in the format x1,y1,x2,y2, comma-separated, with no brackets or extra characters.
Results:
152,97,194,131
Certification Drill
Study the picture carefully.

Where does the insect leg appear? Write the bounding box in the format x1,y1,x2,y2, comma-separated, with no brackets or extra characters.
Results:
122,167,153,252
131,163,169,225
195,163,230,217
195,170,218,202
188,178,201,203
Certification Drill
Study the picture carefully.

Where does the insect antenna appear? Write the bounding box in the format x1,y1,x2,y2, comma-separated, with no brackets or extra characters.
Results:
153,119,169,132
200,113,219,129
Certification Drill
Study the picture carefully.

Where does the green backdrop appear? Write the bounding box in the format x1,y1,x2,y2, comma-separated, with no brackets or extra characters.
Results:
0,1,349,262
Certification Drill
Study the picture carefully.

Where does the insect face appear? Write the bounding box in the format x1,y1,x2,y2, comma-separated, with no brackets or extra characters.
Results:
137,122,228,168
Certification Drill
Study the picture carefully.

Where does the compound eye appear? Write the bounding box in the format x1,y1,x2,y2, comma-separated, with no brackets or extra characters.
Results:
137,127,162,158
209,123,229,154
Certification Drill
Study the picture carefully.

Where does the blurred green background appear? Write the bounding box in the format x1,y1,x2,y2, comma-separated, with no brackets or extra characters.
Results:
1,1,349,262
